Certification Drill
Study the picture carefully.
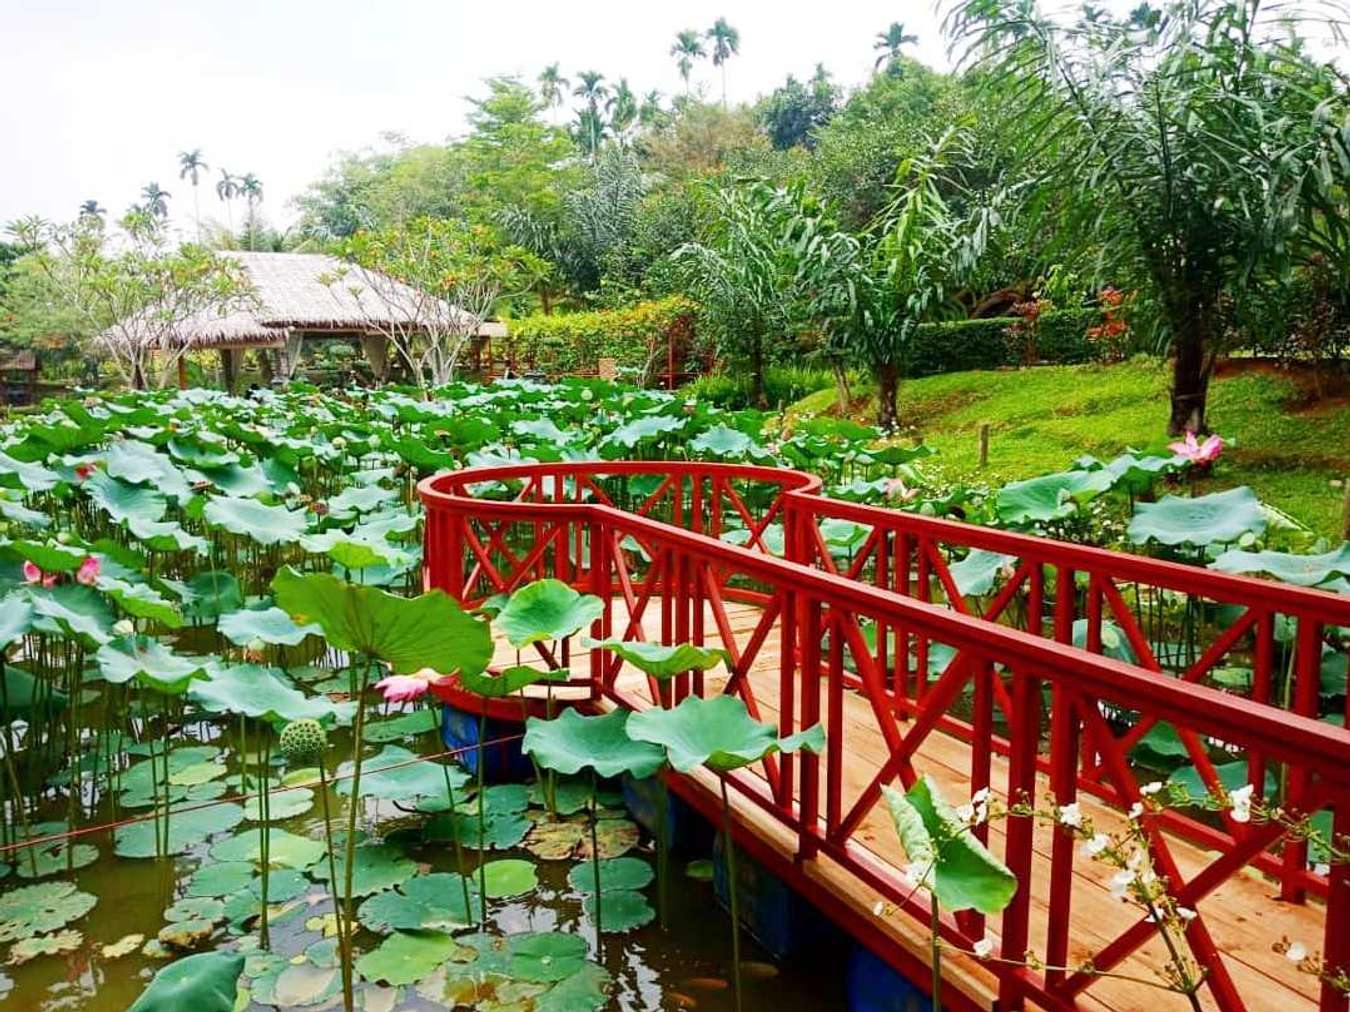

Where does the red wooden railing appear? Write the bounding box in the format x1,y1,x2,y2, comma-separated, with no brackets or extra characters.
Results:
419,461,1350,1012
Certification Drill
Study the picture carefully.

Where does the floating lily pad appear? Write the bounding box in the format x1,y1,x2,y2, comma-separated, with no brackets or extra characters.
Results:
163,896,224,923
271,962,342,1007
156,917,215,951
362,708,439,743
249,868,311,903
311,844,417,897
8,929,82,964
480,859,539,898
0,881,97,942
583,890,655,933
356,930,471,986
243,787,314,821
127,950,245,1012
528,779,593,815
114,802,245,858
101,933,144,959
425,810,530,850
336,745,469,804
182,862,255,898
567,856,653,893
13,841,99,879
209,827,325,869
522,819,586,860
357,873,476,933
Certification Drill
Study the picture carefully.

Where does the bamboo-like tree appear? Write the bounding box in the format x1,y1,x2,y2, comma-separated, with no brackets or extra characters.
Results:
873,21,919,73
705,17,740,108
670,29,706,95
944,0,1350,434
178,149,209,242
140,183,171,220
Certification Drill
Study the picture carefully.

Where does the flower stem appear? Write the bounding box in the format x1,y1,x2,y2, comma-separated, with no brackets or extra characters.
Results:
720,777,743,1012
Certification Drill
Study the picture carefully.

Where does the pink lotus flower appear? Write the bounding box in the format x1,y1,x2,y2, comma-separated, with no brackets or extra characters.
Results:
22,561,57,588
884,477,920,502
1169,432,1223,467
374,673,443,703
75,556,100,586
74,462,96,482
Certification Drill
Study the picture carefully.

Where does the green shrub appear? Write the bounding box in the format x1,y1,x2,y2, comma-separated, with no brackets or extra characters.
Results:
906,308,1103,376
504,297,695,381
683,365,838,409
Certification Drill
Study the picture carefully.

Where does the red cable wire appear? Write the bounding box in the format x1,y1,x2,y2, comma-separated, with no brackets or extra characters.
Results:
0,733,525,856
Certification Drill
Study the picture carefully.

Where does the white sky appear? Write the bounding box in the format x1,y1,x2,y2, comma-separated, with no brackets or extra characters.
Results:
3,1,1342,236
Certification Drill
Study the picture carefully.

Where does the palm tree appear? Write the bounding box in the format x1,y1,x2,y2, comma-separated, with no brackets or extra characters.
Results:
141,182,171,220
572,71,608,158
670,30,706,95
705,17,740,108
537,63,569,112
78,199,106,222
607,78,638,144
873,22,918,74
177,149,209,242
239,174,263,251
216,169,239,236
639,90,665,130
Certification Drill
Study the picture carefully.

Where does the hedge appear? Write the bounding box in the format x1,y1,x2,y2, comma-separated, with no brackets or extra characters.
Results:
504,297,695,378
906,308,1103,376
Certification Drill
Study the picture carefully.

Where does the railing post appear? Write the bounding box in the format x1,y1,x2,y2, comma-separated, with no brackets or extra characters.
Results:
1046,566,1078,988
1321,793,1350,1012
798,591,822,861
1284,618,1325,902
999,662,1041,1011
588,518,609,701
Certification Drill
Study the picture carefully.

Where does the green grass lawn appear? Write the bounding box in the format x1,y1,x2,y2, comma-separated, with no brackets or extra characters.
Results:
787,358,1349,540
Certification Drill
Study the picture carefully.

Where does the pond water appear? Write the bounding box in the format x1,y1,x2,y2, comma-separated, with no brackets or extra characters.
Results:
0,717,847,1011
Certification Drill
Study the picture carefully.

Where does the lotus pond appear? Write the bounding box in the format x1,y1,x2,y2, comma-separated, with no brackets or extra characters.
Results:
0,379,1343,1010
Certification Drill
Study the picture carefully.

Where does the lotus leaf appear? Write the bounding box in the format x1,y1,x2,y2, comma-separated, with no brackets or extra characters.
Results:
336,745,470,803
218,606,321,646
189,662,351,726
209,827,325,869
581,638,730,679
1210,544,1350,588
0,881,97,942
1127,486,1266,547
523,709,666,779
94,636,208,694
357,873,476,933
13,841,98,879
363,708,439,742
566,856,653,893
203,496,309,546
480,858,539,897
582,890,654,933
183,862,256,898
495,579,604,648
458,663,572,697
84,470,167,524
114,801,244,858
127,950,244,1012
625,694,825,772
356,930,471,986
8,929,82,964
311,844,418,896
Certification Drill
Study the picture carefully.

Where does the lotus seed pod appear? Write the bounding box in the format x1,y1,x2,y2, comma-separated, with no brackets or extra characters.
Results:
279,719,327,766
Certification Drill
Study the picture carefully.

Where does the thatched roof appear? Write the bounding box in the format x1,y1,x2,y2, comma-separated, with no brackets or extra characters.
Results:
162,252,505,349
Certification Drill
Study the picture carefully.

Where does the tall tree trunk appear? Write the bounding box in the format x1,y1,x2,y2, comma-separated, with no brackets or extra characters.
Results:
749,336,766,408
875,362,900,432
1168,306,1216,435
832,361,852,413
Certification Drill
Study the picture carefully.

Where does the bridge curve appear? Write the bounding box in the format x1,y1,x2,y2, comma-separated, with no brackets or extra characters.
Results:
420,460,1350,1012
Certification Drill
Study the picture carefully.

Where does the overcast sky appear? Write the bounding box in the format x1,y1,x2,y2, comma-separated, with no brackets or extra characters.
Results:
3,1,1342,236
1,1,955,234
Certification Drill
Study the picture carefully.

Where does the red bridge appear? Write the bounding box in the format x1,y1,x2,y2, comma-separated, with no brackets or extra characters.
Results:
420,460,1350,1012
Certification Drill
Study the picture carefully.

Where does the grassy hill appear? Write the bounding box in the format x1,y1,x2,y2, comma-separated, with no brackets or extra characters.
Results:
786,358,1349,540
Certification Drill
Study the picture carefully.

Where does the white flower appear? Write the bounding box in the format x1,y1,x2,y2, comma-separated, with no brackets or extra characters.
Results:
1140,781,1163,796
957,803,975,822
1109,870,1136,898
1058,802,1083,828
973,937,994,958
1127,802,1144,820
1176,907,1197,922
872,899,885,917
1228,784,1255,824
901,862,930,890
1286,941,1308,963
112,619,135,637
1081,833,1110,858
971,788,990,804
1314,863,1331,877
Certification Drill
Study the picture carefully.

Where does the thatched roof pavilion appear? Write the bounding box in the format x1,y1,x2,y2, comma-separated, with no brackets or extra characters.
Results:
158,251,506,388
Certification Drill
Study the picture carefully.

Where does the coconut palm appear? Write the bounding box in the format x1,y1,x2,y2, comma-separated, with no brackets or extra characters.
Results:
572,71,608,158
638,90,665,129
216,169,240,236
140,183,171,220
607,78,638,144
873,21,918,73
670,29,706,95
78,199,106,222
705,17,740,108
239,174,263,251
178,149,209,242
537,63,569,112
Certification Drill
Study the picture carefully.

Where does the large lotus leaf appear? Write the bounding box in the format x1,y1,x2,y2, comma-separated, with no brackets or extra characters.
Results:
495,580,604,648
625,694,825,773
523,709,666,779
581,637,729,679
0,595,34,649
690,424,759,458
1127,487,1266,547
127,951,245,1012
457,664,571,698
94,636,209,694
272,567,492,675
96,577,183,628
104,440,192,504
1070,619,1137,664
357,873,476,933
114,802,244,857
1087,452,1178,495
312,844,417,896
299,529,413,570
7,539,87,572
336,745,470,803
53,575,118,649
512,417,576,444
996,471,1098,525
424,809,531,850
0,881,97,942
84,470,167,524
504,931,589,983
13,840,99,879
193,463,271,499
363,708,439,742
269,963,341,1007
1168,758,1278,802
882,777,1016,916
0,450,60,493
327,484,398,521
167,437,240,470
183,862,256,898
0,664,68,721
189,662,352,726
209,827,325,869
601,414,685,451
218,606,321,646
0,491,49,529
948,550,1017,598
204,496,309,546
567,856,653,894
583,890,654,933
1210,544,1350,588
356,930,470,986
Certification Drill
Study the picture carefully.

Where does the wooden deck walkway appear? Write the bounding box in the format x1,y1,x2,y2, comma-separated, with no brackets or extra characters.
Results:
491,601,1326,1012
